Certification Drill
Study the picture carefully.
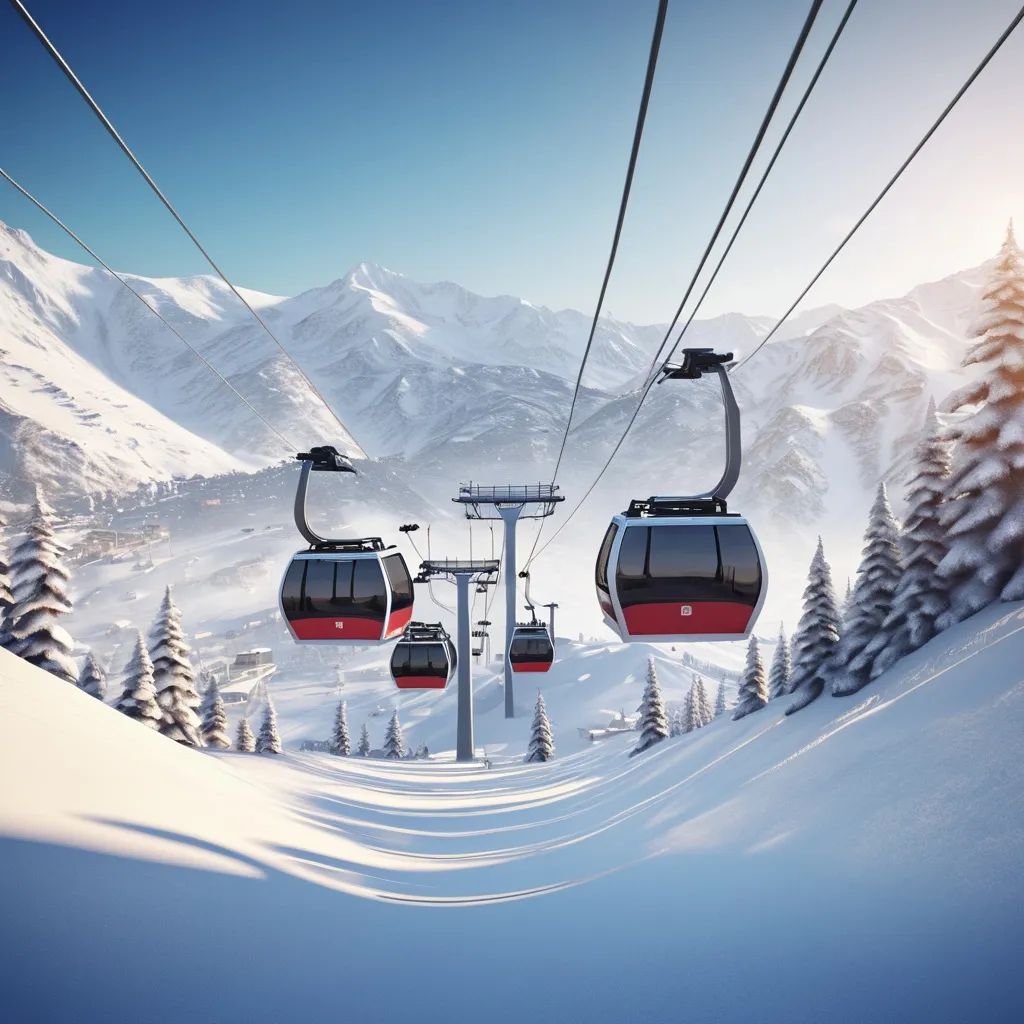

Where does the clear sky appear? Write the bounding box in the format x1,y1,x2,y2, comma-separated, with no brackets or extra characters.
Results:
1,0,1023,324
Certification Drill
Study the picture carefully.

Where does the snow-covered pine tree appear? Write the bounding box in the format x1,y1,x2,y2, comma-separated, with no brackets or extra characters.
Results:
256,696,282,754
831,483,902,697
935,224,1024,624
383,708,404,759
330,700,351,756
200,677,231,749
4,490,76,681
236,716,256,753
0,513,13,636
843,578,853,616
77,651,106,700
630,656,668,757
524,691,555,763
733,635,768,720
149,586,201,746
684,684,700,733
786,537,842,715
767,623,791,700
714,680,727,718
866,401,952,678
668,705,681,738
113,630,163,729
358,723,371,757
694,673,714,725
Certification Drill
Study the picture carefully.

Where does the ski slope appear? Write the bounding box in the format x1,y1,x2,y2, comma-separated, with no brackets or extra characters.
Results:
2,601,1023,1022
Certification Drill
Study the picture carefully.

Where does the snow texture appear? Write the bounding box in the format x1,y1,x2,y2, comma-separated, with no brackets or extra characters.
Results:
938,224,1024,622
524,691,555,763
4,490,75,683
150,586,201,747
200,676,231,750
382,708,405,760
734,636,768,720
256,697,282,755
832,483,902,697
868,401,952,678
768,623,791,700
786,537,842,715
630,656,668,757
76,651,106,701
113,630,162,729
330,701,351,757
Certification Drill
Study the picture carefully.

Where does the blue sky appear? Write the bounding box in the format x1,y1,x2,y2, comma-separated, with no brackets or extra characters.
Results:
2,0,1023,323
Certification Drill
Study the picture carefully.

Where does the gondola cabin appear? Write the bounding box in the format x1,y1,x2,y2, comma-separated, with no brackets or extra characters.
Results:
508,624,554,673
390,622,456,689
279,541,414,645
595,498,766,643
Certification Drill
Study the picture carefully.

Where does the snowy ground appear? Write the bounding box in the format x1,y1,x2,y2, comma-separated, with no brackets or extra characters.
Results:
2,599,1023,1022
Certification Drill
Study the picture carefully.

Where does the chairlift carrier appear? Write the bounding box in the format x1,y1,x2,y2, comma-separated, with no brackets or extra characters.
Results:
279,447,415,645
595,350,767,643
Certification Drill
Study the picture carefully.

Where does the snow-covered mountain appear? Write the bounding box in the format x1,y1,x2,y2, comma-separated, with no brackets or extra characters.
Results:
0,217,994,625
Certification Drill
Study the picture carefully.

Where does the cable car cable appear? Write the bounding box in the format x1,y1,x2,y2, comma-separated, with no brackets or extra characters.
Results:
660,0,859,369
0,166,297,455
9,0,367,458
525,0,826,569
732,0,1024,374
549,0,669,486
526,1,1024,568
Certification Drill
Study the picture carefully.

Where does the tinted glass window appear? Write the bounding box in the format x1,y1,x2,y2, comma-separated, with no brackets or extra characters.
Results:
383,554,414,612
510,634,553,662
352,558,387,618
648,525,718,579
717,524,762,600
616,525,648,578
595,522,618,591
334,560,353,601
303,559,337,614
281,560,306,615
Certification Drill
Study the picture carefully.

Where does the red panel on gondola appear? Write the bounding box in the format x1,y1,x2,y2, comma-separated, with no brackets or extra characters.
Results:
287,617,386,641
385,607,413,639
394,674,449,690
599,597,617,621
512,661,552,673
621,601,753,636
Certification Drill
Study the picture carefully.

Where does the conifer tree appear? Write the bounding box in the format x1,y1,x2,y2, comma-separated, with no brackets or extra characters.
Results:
937,224,1024,622
236,716,256,753
330,700,351,756
114,631,162,729
524,691,555,763
694,673,714,725
714,680,727,718
867,401,952,678
683,681,702,733
4,490,75,681
383,708,404,759
150,586,201,746
767,623,791,700
200,677,231,749
786,537,842,715
832,483,902,697
0,513,13,638
77,651,106,701
668,706,682,738
256,696,282,754
357,723,371,757
734,635,768,720
630,656,668,757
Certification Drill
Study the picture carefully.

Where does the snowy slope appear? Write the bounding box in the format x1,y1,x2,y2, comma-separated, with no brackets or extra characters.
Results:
2,601,1022,1022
